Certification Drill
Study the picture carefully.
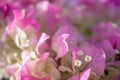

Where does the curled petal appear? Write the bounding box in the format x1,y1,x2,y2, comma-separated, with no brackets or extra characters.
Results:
52,33,69,60
52,25,78,60
36,33,49,56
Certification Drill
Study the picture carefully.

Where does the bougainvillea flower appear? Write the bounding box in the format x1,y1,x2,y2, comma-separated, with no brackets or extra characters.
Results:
77,44,106,76
59,44,105,79
7,10,40,32
36,1,62,33
91,22,118,41
15,53,61,80
0,0,120,80
90,22,120,62
52,24,78,60
5,10,40,49
91,22,120,49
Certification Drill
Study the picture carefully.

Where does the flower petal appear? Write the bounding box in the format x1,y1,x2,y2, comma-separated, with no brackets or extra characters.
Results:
68,68,91,80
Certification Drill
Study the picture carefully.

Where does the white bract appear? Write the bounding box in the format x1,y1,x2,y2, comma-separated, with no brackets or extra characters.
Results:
15,28,29,49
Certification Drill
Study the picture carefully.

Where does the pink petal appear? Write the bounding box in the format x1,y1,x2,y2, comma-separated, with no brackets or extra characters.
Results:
69,68,91,80
52,24,78,60
79,45,106,75
37,52,50,63
96,40,114,61
71,49,77,71
88,48,105,75
35,33,49,56
7,63,20,75
13,10,25,20
53,33,69,60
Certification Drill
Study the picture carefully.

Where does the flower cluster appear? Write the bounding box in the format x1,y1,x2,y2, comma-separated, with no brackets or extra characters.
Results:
0,0,120,80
